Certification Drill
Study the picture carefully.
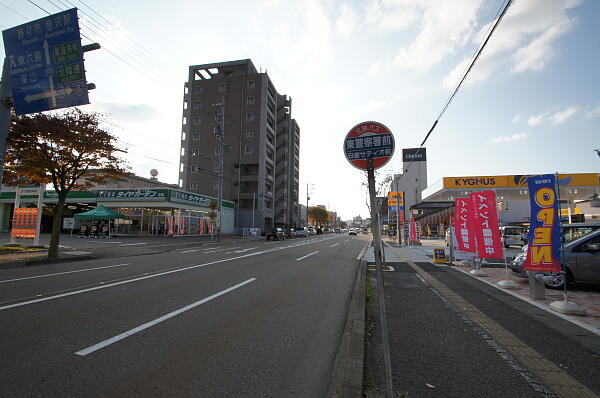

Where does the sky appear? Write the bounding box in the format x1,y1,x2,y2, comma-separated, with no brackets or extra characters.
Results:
1,0,599,221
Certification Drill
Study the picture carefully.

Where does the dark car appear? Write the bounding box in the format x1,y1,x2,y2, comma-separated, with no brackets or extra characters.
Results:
266,227,285,241
510,229,600,289
283,228,296,239
349,229,357,236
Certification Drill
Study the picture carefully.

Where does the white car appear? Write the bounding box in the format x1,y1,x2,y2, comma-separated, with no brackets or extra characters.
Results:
307,227,316,236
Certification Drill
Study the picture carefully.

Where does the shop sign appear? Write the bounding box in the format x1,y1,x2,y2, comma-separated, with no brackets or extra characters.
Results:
169,190,215,207
97,189,168,202
443,173,599,189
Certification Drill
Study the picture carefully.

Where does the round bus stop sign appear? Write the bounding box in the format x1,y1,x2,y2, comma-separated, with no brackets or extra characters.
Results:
343,121,394,170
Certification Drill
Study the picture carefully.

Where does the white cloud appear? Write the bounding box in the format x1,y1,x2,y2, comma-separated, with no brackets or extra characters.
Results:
512,114,521,123
443,0,582,88
394,0,482,69
526,105,578,126
585,105,600,118
491,133,527,143
365,0,421,32
550,106,577,124
335,3,358,37
527,112,548,126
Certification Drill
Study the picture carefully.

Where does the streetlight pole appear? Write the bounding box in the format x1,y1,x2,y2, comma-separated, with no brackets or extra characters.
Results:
213,97,225,242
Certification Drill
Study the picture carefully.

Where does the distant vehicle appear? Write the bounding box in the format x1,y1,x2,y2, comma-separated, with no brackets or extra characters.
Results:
500,226,526,248
349,229,357,236
445,228,450,246
283,228,296,239
562,222,600,244
266,227,285,241
510,229,600,289
295,227,308,237
307,227,316,236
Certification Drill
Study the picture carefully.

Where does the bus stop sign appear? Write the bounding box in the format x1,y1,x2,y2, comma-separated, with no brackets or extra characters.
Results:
343,121,394,170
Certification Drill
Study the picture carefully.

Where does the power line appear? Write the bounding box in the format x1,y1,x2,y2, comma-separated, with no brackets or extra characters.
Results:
420,0,513,147
0,0,29,20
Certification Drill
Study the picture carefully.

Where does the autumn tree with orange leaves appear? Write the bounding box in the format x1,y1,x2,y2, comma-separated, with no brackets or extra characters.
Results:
4,109,127,258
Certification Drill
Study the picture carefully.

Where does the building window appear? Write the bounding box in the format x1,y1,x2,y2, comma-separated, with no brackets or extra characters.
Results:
217,83,225,92
191,165,198,173
213,180,219,191
183,101,188,109
246,113,255,121
247,96,255,105
180,162,184,172
193,117,202,125
215,147,222,156
182,117,187,125
244,129,254,137
194,102,202,110
265,199,272,209
195,87,203,94
192,133,200,140
181,132,186,141
190,182,197,190
244,145,253,154
192,149,199,156
247,80,256,88
181,148,185,156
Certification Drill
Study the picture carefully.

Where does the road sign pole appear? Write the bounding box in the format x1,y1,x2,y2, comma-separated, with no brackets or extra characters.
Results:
0,58,13,185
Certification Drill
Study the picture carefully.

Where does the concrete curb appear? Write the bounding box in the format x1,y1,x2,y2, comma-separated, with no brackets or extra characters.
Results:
0,255,98,269
328,257,367,398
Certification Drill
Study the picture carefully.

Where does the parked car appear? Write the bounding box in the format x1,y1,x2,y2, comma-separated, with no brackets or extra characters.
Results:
307,227,316,236
562,222,600,244
500,226,526,248
266,227,285,241
283,228,296,239
349,229,357,236
295,227,308,237
510,229,600,289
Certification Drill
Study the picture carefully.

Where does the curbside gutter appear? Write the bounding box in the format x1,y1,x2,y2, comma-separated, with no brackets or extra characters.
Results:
328,251,367,398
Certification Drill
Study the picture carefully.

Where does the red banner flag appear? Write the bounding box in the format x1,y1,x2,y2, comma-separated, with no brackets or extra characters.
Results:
453,198,476,253
470,191,503,259
410,215,417,242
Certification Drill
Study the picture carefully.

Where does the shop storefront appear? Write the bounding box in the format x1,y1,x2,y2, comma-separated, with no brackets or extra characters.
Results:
0,187,235,236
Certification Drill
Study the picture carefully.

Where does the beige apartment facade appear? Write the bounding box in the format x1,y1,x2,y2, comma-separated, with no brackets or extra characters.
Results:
180,59,300,231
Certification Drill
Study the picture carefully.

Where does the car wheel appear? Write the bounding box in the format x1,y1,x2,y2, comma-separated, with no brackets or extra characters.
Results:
543,271,567,289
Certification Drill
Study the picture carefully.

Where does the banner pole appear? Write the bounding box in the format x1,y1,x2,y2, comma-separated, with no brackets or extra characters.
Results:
554,172,568,300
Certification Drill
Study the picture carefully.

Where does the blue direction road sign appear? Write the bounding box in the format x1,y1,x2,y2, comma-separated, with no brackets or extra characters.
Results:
2,8,89,115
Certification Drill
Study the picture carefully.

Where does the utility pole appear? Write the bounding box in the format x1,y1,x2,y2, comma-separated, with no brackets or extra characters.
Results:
213,97,225,242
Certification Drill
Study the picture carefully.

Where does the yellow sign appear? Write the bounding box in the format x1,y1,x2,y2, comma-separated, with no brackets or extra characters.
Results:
433,248,446,264
560,208,581,216
388,191,404,205
443,173,599,189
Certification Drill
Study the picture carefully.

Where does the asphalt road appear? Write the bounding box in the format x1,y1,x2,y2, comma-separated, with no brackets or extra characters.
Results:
0,234,367,397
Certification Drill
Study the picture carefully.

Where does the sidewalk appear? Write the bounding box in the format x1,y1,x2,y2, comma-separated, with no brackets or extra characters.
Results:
363,239,600,397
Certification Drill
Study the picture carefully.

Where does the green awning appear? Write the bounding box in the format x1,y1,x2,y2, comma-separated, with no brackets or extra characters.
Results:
74,204,125,219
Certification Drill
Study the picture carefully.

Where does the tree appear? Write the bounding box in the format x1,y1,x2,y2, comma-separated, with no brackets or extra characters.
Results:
308,206,329,226
4,109,127,258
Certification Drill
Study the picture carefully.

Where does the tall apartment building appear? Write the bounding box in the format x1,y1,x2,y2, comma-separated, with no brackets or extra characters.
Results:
179,59,300,230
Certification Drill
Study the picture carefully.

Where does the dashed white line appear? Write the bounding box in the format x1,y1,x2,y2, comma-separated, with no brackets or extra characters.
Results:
119,243,148,246
296,251,319,261
75,278,256,356
330,243,340,247
0,263,132,284
180,249,199,254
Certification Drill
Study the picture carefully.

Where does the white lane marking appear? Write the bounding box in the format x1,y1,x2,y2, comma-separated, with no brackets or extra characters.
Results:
344,240,349,243
90,241,123,244
330,243,340,247
0,264,132,284
296,251,319,261
75,278,256,356
180,249,199,254
119,243,148,246
202,246,240,253
234,247,257,253
1,236,336,311
59,245,71,249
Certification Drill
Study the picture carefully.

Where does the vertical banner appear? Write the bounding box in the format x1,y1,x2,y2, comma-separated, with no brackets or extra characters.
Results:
524,174,562,272
167,216,173,236
199,219,205,235
470,191,503,258
453,198,476,253
179,217,186,235
410,215,417,242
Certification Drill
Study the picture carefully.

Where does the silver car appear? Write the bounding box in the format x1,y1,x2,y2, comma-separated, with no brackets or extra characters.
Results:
510,229,600,289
